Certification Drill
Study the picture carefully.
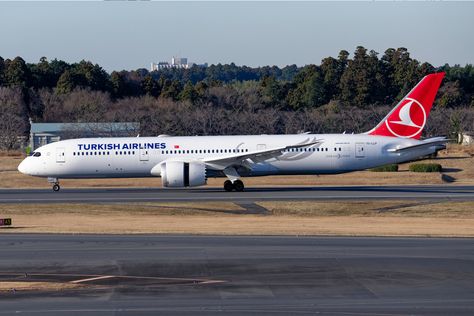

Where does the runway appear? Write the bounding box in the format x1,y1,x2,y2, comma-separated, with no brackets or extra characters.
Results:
1,184,474,203
0,234,473,315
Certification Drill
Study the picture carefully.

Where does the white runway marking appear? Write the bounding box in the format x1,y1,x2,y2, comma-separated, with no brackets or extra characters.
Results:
70,275,114,284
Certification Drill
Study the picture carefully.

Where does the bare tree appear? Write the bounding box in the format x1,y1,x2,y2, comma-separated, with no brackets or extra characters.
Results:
0,87,29,150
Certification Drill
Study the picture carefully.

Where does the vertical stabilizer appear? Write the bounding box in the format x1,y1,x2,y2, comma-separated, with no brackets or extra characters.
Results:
368,72,445,139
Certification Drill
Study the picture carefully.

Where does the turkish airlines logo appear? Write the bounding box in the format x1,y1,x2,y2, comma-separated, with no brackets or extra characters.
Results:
385,97,426,138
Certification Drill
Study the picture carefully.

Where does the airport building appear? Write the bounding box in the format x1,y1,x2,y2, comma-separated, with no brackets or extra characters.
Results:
29,122,140,150
150,56,208,71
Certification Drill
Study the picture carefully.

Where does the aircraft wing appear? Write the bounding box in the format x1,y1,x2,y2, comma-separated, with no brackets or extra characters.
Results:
387,137,449,153
203,138,323,170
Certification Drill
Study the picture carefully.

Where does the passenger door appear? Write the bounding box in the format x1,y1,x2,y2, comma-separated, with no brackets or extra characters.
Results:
355,143,365,158
139,148,149,161
56,147,65,163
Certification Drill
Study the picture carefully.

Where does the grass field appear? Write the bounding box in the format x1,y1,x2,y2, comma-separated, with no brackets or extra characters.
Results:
1,145,473,237
1,200,473,236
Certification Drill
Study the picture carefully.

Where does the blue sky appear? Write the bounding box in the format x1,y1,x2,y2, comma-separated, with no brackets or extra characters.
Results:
0,1,472,72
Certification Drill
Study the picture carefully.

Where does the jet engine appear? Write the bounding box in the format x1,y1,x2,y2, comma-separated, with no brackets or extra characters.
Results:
160,161,207,187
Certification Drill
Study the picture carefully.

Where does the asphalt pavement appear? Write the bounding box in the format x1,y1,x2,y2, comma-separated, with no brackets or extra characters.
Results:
1,185,474,203
0,234,473,315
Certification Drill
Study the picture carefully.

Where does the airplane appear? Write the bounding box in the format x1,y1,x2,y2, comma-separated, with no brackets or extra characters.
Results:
18,72,447,192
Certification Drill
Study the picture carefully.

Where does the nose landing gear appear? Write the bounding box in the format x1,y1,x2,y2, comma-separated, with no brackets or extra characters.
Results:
48,177,60,192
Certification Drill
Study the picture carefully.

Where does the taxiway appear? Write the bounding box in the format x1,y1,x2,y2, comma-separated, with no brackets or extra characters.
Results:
0,234,473,315
0,185,474,203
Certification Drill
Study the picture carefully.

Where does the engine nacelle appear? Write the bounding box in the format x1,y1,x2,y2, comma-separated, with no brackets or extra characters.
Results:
160,161,207,188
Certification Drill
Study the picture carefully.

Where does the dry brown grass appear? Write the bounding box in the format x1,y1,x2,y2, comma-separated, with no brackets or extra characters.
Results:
260,201,474,218
2,146,473,237
0,282,83,292
1,201,473,236
0,202,244,216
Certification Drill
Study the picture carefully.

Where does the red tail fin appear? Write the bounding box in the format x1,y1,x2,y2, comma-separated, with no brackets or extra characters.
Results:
368,72,445,139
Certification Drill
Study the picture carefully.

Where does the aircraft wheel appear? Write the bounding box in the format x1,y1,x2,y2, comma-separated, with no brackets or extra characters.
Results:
224,180,234,192
233,180,244,192
52,184,60,192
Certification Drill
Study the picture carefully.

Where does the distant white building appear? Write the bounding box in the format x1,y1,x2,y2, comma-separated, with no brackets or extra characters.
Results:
458,132,474,145
150,56,207,71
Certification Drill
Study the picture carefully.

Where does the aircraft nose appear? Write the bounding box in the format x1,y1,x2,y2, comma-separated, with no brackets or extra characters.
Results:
18,159,30,175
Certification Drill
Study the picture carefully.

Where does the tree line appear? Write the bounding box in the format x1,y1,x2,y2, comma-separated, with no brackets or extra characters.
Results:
0,46,473,150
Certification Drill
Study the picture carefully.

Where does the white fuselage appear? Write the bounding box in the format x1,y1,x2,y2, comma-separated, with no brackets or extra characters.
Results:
18,134,437,179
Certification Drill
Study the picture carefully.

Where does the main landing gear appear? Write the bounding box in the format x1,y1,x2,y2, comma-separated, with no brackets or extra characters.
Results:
48,177,60,192
223,179,245,192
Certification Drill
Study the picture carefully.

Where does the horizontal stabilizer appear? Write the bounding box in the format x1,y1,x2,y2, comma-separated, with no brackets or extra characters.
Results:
387,137,449,153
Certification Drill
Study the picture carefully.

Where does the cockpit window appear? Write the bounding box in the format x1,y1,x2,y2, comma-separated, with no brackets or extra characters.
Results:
32,152,41,157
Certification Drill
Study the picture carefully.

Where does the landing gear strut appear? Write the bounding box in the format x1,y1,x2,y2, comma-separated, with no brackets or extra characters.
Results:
223,179,245,192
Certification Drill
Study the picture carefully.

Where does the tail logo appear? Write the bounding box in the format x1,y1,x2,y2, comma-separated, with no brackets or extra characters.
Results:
385,97,426,138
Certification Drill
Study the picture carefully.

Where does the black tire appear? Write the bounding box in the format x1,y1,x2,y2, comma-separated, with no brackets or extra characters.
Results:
52,184,60,192
233,180,244,192
224,180,234,192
